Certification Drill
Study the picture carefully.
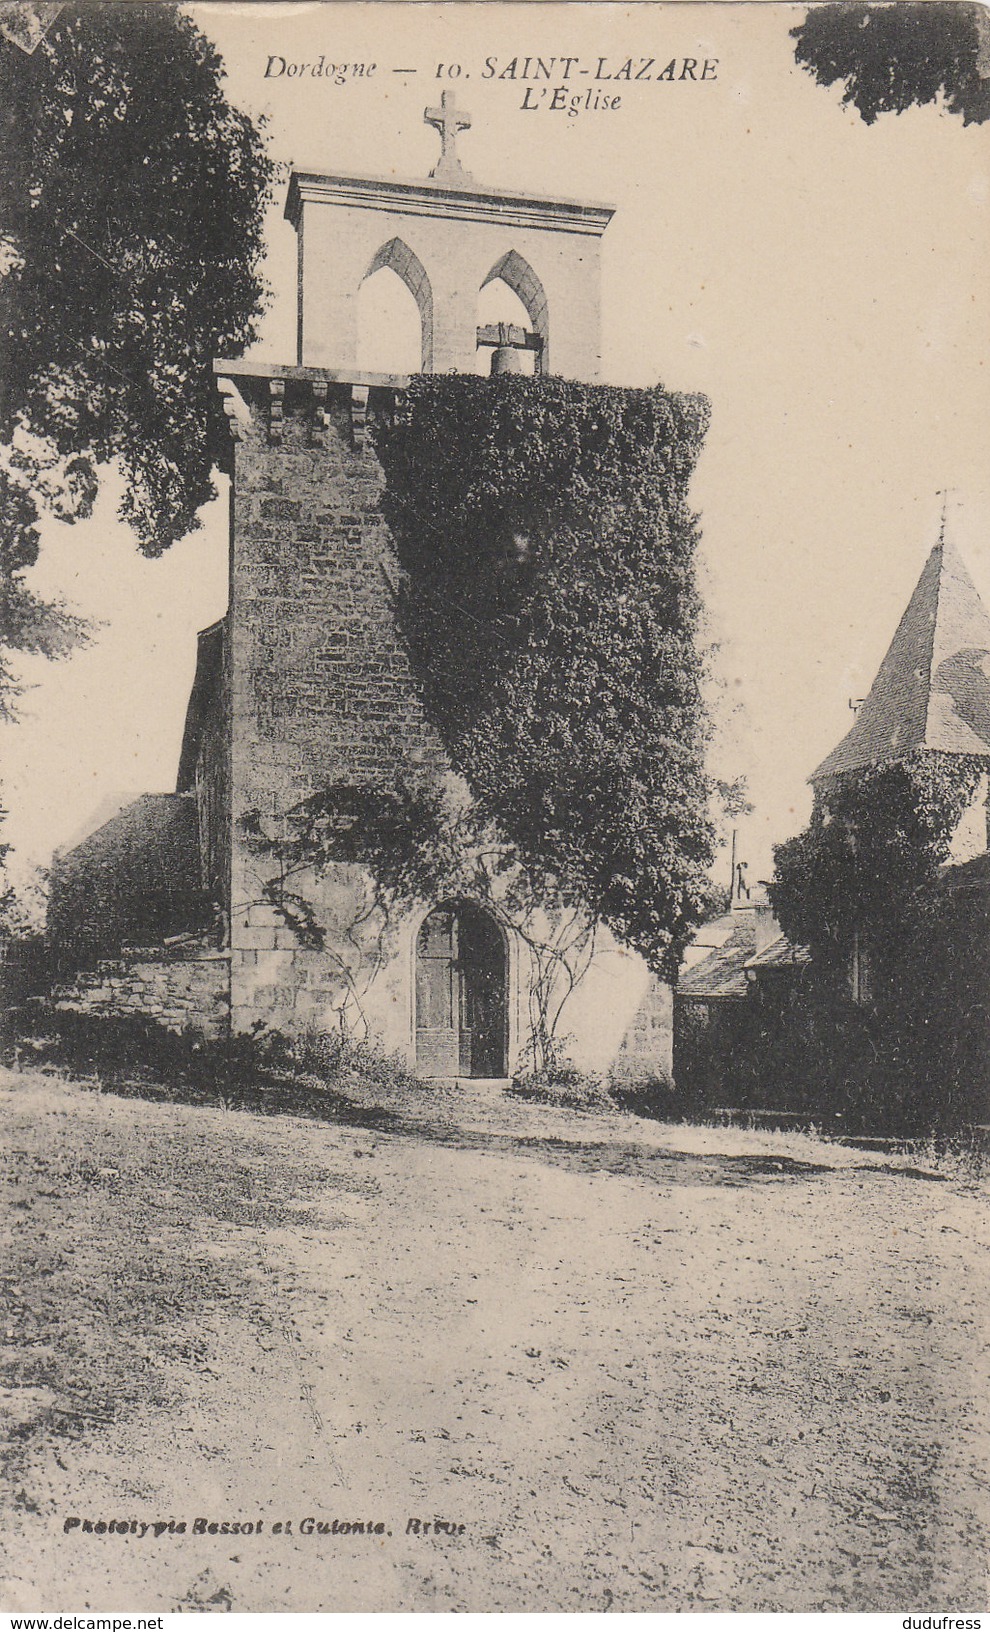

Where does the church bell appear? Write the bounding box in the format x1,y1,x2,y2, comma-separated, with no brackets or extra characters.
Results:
490,345,522,376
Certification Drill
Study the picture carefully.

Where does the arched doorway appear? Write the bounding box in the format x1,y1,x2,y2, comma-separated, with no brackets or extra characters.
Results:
415,902,507,1078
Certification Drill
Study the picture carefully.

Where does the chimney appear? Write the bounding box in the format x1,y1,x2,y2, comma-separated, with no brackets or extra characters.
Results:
753,899,781,957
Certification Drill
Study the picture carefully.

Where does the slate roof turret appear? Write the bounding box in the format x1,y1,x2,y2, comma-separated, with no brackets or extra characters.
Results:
811,533,990,784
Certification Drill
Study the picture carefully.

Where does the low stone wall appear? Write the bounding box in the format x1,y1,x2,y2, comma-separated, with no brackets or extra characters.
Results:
50,949,230,1040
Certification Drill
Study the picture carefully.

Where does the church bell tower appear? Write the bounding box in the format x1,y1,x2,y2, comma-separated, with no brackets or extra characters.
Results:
199,103,615,1053
284,91,613,380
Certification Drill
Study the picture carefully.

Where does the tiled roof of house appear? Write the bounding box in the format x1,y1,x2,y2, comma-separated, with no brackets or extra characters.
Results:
677,918,756,1000
46,794,205,961
743,933,811,971
812,535,990,783
52,793,199,882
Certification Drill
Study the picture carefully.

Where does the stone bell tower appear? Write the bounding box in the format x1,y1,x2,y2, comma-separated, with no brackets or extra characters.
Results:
284,91,613,380
194,103,625,1063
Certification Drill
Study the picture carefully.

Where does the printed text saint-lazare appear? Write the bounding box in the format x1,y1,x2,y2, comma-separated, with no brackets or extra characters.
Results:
263,55,719,83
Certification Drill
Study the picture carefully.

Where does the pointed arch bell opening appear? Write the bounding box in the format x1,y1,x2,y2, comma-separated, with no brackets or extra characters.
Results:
358,237,434,374
481,249,549,374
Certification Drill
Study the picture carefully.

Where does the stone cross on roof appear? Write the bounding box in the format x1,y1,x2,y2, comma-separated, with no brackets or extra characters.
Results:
424,91,472,182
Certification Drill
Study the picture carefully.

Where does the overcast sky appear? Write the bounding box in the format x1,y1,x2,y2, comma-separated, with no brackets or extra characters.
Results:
4,0,989,893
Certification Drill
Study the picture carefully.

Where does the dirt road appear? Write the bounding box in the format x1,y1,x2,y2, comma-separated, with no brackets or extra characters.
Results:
1,1068,987,1611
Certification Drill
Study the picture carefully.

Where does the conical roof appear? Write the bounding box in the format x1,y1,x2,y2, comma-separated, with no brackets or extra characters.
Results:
811,534,990,783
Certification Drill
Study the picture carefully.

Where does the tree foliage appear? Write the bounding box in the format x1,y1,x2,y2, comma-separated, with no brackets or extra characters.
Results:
758,752,990,1135
0,3,274,712
0,809,22,938
369,374,717,980
0,467,87,717
769,751,985,965
1,4,274,552
0,803,46,938
792,2,990,125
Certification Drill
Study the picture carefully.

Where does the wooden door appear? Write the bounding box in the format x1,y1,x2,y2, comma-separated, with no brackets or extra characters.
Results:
415,909,460,1076
457,904,507,1077
416,904,508,1078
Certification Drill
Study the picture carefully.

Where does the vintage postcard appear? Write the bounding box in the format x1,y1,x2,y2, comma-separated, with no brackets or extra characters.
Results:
1,0,988,1614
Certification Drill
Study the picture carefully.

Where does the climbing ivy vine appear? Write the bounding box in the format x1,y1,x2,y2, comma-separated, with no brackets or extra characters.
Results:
366,374,717,982
769,751,985,969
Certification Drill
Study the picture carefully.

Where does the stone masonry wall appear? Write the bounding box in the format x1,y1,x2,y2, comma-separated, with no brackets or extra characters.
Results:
228,380,445,805
224,372,448,1043
609,975,674,1085
51,951,230,1040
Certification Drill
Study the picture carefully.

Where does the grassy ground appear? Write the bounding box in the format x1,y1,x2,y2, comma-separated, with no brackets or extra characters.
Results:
1,1064,988,1612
